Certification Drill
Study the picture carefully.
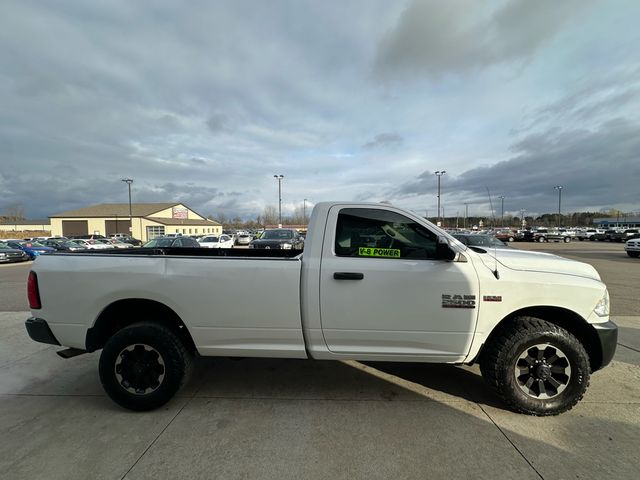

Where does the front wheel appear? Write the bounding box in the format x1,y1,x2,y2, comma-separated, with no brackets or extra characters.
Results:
564,236,571,243
481,317,590,415
538,236,546,243
628,251,639,258
99,322,193,411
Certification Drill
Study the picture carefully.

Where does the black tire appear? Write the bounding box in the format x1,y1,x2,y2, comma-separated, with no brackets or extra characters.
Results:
538,236,546,243
99,322,193,411
628,251,639,258
564,236,571,243
481,317,590,416
508,236,515,242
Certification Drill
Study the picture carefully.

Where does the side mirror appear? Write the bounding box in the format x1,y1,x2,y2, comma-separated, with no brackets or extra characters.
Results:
435,236,456,261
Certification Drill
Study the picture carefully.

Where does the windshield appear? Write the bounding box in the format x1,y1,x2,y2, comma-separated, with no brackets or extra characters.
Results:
260,230,293,240
21,241,45,247
454,234,507,248
144,238,175,247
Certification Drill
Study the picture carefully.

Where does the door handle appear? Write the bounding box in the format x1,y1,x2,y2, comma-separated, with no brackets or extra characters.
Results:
333,272,364,280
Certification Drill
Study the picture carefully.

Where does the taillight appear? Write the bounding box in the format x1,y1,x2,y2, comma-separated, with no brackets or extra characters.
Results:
27,271,41,309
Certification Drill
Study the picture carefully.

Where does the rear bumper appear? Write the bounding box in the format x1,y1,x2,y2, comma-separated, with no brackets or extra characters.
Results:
593,321,618,369
25,317,60,346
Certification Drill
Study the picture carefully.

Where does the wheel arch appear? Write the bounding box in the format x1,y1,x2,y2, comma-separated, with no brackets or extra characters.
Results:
86,298,197,354
479,306,604,371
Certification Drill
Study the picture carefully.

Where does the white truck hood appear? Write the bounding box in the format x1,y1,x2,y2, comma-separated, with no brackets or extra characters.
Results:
476,248,601,281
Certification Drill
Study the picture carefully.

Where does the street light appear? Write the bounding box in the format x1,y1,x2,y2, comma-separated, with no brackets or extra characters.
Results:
121,178,133,233
303,198,308,226
274,175,284,227
498,196,505,228
464,203,469,229
554,185,563,228
434,171,446,226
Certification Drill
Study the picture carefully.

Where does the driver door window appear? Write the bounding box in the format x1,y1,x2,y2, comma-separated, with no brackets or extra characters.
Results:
335,208,438,260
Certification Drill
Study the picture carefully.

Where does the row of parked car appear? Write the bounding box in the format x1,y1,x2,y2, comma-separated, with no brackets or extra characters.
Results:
146,229,305,250
449,230,640,260
0,229,307,263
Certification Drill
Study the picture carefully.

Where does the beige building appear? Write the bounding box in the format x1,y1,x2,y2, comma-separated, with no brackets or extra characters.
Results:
50,203,221,241
0,219,51,233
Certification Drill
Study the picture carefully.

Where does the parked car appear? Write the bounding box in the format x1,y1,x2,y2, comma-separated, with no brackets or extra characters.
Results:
109,234,142,246
142,236,200,248
69,234,108,241
25,201,616,415
494,230,517,243
452,234,511,249
610,229,640,243
249,229,304,250
576,229,603,241
96,239,134,249
533,229,571,243
198,235,234,249
624,237,640,258
38,239,88,252
0,242,30,263
235,233,253,246
592,229,617,241
71,239,113,250
4,240,56,259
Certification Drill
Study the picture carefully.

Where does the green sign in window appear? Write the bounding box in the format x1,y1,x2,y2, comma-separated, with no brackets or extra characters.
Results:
358,247,401,258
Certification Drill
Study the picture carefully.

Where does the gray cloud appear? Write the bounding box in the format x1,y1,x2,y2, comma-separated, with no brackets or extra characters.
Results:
375,0,588,79
396,118,640,215
0,1,638,221
206,113,230,134
363,132,403,149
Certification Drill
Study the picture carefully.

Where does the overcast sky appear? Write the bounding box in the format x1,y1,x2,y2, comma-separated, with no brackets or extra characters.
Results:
1,0,639,220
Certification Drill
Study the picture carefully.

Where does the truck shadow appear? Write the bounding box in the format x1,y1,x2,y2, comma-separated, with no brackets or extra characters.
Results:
189,357,505,410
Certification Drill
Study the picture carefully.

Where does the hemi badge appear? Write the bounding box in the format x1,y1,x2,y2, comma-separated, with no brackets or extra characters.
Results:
483,296,502,302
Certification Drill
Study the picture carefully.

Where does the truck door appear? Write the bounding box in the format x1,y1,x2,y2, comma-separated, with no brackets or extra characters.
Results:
319,206,480,361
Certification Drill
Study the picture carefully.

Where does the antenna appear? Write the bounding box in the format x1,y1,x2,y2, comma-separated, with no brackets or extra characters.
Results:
485,187,500,280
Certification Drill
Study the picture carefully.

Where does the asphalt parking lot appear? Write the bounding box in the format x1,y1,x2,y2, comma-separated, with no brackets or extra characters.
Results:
1,242,638,479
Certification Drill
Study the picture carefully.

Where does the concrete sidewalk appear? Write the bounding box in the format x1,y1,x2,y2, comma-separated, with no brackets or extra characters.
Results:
1,312,638,480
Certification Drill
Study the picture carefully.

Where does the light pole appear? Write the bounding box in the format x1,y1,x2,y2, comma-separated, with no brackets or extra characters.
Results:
303,198,308,226
121,178,133,233
520,209,526,228
274,175,284,227
434,171,446,226
498,196,505,228
554,185,563,228
464,203,469,229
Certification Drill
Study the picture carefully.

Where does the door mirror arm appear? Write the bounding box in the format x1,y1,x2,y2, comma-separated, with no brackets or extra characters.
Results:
435,236,457,261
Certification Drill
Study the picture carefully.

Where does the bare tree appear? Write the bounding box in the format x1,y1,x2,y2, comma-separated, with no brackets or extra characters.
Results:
263,205,278,225
3,204,25,221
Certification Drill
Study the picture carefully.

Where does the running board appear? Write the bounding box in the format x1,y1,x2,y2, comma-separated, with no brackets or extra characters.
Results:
56,348,87,359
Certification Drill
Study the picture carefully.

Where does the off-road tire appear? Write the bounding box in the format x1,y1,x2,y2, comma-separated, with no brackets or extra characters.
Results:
481,317,590,416
99,322,193,411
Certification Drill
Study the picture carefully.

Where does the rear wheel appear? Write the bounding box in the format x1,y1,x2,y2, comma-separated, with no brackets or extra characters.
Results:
99,322,193,411
564,236,571,243
508,236,515,242
481,317,590,416
538,236,546,243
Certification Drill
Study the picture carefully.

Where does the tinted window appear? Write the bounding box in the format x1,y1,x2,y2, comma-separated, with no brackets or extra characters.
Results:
261,230,294,240
335,208,437,259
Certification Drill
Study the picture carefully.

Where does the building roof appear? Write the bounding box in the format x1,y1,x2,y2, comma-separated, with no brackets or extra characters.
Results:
146,217,221,226
0,219,51,226
50,203,181,218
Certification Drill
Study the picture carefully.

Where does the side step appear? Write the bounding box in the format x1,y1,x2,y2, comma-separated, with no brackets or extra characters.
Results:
56,348,87,359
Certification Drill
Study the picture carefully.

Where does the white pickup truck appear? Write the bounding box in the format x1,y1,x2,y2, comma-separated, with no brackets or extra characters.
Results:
25,202,617,415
